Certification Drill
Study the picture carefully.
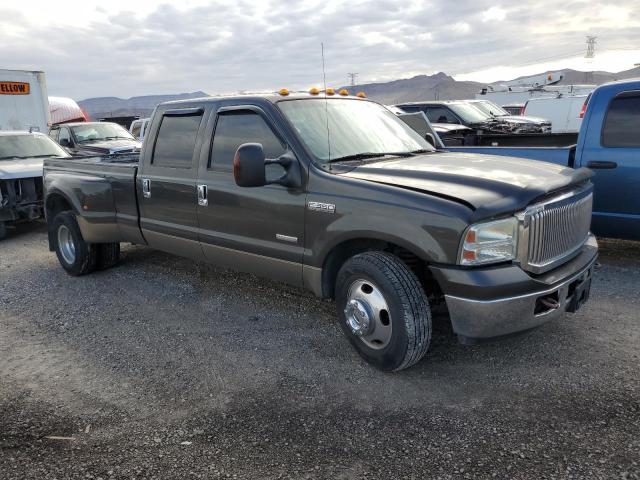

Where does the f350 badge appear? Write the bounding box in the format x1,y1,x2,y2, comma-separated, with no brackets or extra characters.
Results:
307,201,336,214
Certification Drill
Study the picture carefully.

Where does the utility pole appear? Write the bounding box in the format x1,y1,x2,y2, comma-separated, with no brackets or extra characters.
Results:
347,72,358,87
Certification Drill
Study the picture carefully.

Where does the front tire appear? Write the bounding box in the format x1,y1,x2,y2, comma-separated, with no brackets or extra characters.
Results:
52,211,97,276
335,251,432,372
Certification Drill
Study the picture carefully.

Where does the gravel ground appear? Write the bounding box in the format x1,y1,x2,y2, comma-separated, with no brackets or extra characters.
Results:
1,221,638,479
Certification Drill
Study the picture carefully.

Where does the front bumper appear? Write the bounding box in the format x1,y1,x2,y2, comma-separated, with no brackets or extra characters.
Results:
430,234,598,342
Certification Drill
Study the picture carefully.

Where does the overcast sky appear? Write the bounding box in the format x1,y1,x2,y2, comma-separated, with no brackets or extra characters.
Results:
2,0,639,100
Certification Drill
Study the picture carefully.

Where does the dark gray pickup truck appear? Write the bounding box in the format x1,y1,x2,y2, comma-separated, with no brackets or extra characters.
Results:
43,92,598,371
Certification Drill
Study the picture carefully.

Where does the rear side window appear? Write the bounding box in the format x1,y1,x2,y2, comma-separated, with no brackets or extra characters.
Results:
152,113,203,167
210,112,285,168
602,92,640,147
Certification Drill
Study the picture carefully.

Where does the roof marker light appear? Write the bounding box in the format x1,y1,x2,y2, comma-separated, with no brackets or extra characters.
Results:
278,88,289,96
326,88,335,95
356,91,366,98
309,87,320,95
339,89,349,96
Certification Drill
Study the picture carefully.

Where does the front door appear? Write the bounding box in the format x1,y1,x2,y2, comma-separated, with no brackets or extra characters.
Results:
196,105,306,286
583,89,640,240
137,106,208,259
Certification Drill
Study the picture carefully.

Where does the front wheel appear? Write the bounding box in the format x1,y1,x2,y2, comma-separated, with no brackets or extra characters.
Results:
335,251,432,371
52,211,97,276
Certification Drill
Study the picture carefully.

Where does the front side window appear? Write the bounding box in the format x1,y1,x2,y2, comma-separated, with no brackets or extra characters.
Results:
602,92,640,147
424,107,459,124
152,113,203,168
279,98,432,164
58,127,72,145
210,112,286,168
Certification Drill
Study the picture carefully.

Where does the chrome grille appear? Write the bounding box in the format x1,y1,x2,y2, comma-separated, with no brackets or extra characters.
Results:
522,188,593,273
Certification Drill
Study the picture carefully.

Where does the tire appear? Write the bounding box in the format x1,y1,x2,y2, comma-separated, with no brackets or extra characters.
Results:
0,221,6,241
335,251,432,372
52,211,97,276
96,242,120,270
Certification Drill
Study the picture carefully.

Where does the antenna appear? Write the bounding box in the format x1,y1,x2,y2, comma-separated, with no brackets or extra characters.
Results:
322,42,331,164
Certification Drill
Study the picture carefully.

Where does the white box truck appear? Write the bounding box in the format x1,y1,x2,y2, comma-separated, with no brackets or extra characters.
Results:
0,69,50,133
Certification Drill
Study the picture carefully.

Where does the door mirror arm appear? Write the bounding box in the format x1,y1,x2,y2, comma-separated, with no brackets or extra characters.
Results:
266,151,302,189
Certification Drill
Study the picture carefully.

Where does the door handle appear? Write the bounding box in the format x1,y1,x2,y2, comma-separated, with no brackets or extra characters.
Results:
142,178,151,198
587,161,617,169
197,184,208,206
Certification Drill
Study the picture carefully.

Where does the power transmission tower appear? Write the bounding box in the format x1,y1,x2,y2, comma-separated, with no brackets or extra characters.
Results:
585,36,597,58
585,36,597,84
347,72,358,86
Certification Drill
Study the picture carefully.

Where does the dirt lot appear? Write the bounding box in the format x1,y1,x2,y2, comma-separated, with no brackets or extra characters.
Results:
1,221,638,479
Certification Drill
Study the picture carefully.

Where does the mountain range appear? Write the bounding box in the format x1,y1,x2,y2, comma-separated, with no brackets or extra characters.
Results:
78,67,640,120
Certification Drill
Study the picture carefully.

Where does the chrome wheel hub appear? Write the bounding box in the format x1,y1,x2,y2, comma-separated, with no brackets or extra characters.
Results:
344,279,392,350
57,225,76,265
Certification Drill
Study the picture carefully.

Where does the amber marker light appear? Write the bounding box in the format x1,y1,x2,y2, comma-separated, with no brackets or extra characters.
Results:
278,88,289,96
326,88,335,95
309,87,320,95
339,89,349,96
356,91,366,98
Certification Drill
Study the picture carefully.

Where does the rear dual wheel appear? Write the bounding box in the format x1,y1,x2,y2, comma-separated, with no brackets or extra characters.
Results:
336,251,432,372
52,211,120,275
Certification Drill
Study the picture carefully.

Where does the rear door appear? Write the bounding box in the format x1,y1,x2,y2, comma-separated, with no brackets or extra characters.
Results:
582,89,640,240
195,103,306,286
137,106,209,259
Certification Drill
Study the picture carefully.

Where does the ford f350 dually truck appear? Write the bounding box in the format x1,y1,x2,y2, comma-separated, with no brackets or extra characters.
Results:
43,91,598,371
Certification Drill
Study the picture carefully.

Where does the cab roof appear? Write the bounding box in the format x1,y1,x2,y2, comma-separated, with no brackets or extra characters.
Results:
160,90,370,107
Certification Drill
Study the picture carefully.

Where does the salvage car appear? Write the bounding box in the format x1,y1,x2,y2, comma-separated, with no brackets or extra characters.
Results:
0,131,69,239
43,91,597,371
448,79,640,241
395,100,551,134
467,99,552,133
49,121,141,156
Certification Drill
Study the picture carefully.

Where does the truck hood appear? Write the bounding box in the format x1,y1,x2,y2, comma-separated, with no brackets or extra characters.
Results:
0,158,44,179
335,152,591,218
77,139,141,154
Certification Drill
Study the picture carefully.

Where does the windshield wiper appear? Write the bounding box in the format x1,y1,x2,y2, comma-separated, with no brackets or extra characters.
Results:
327,151,417,163
0,154,58,160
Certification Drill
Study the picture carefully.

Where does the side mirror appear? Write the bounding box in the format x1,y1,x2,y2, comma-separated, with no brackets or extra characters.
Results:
424,133,436,147
233,143,302,189
233,143,266,187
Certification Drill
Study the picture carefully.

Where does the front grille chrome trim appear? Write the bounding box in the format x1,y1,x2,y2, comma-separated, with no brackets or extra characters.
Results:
517,185,593,274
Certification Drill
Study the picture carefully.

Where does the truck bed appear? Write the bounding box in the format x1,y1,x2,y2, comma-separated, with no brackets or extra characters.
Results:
44,153,143,245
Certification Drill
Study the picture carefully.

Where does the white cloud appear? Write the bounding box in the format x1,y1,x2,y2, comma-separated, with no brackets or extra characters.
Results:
0,0,639,99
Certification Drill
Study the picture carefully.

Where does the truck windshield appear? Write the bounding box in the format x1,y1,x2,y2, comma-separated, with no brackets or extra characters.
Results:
448,103,493,124
278,98,433,164
472,101,509,117
0,134,69,160
71,123,135,143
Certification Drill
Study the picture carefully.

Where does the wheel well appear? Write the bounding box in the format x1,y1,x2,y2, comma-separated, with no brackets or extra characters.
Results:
321,239,444,304
46,193,74,221
45,193,74,251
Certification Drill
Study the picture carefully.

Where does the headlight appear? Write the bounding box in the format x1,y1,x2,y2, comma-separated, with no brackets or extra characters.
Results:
459,217,518,266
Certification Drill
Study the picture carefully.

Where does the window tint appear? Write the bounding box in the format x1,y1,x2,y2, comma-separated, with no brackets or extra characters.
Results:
424,107,459,124
152,114,202,167
602,93,640,147
58,127,71,145
398,105,421,113
210,112,286,168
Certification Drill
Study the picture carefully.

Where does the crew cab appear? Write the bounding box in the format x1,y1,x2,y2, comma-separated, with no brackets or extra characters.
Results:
0,131,69,239
49,121,141,156
43,91,598,371
449,79,640,241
